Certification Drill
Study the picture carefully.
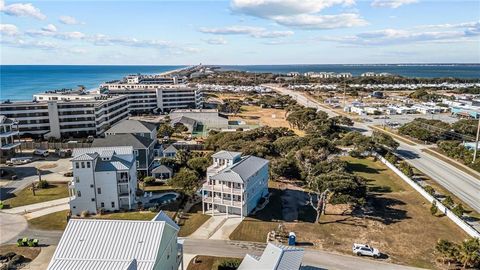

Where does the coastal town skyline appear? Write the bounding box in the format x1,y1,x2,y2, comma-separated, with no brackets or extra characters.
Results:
1,0,479,65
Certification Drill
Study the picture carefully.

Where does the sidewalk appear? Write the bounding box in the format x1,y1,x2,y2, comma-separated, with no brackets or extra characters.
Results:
28,245,57,270
2,197,69,215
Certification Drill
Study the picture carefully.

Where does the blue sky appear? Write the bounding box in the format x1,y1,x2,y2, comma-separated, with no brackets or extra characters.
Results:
1,0,479,64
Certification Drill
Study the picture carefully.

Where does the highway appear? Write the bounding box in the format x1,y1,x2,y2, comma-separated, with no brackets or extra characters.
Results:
270,85,480,216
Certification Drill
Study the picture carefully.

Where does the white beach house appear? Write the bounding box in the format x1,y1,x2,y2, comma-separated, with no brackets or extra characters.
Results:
202,150,269,218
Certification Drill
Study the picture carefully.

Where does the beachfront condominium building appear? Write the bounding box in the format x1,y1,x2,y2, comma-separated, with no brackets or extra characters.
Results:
68,146,137,216
101,74,187,89
47,211,184,270
202,150,269,218
0,90,129,139
103,86,203,114
0,116,21,160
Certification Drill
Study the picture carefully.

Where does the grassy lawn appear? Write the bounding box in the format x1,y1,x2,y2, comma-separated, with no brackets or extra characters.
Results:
178,203,211,237
187,256,242,270
231,157,468,269
94,211,158,221
141,184,176,192
2,183,69,208
28,210,69,230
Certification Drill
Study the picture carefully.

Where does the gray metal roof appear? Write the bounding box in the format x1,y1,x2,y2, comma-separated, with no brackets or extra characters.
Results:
92,134,154,149
171,116,197,127
211,150,242,160
95,156,132,172
73,146,133,158
238,243,304,270
106,119,157,134
72,153,98,161
47,211,178,270
163,145,178,153
211,155,269,184
151,165,173,174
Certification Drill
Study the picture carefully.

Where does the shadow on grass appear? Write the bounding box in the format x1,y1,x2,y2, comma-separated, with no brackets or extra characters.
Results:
356,196,410,225
346,162,381,175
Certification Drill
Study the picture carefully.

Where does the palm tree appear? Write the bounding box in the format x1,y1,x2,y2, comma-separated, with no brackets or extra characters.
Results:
457,238,480,269
435,239,459,266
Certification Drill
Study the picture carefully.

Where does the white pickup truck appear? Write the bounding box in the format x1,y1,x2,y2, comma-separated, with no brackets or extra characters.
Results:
352,243,381,258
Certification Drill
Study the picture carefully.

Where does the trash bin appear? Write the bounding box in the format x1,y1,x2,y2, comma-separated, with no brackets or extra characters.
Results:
288,232,296,246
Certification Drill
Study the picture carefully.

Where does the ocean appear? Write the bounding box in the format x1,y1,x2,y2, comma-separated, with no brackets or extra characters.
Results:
1,64,479,101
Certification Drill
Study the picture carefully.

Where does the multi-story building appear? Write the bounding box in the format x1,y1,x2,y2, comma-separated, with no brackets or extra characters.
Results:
104,86,203,114
0,115,20,159
68,146,137,216
202,150,269,218
0,90,129,139
101,74,187,90
47,211,184,270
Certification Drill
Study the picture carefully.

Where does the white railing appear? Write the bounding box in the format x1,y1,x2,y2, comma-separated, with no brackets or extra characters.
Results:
375,153,480,238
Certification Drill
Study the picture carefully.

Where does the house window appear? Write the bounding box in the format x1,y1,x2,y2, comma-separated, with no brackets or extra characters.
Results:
86,162,91,168
75,177,80,183
81,162,85,168
101,202,104,208
136,161,139,167
77,191,81,197
97,188,101,194
75,162,79,169
111,202,115,208
134,150,139,156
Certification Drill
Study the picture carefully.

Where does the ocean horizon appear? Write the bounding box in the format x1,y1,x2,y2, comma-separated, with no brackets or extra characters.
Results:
1,64,479,101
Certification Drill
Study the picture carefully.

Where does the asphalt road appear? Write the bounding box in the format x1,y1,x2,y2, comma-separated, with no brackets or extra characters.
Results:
183,239,423,270
270,85,480,215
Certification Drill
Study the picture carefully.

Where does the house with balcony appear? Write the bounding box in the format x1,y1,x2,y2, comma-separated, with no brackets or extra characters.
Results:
202,150,269,218
0,115,20,160
68,146,137,216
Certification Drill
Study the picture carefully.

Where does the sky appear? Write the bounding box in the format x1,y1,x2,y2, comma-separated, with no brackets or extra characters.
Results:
0,0,479,65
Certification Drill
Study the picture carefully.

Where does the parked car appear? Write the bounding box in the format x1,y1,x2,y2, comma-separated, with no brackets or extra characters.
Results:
352,243,380,258
6,157,32,166
33,149,49,157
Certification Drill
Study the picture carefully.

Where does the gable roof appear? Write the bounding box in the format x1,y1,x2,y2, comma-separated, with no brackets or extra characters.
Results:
211,150,242,160
211,155,269,184
171,116,197,127
238,243,304,270
106,119,157,134
72,146,133,158
151,165,173,174
47,211,179,270
92,134,154,149
163,145,178,153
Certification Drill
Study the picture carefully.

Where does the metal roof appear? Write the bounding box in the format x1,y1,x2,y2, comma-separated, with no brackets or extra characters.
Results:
73,146,134,158
211,150,242,160
95,156,133,172
47,211,178,270
211,155,269,184
151,165,173,174
238,243,304,270
92,134,154,149
106,119,157,134
163,145,178,153
72,153,98,161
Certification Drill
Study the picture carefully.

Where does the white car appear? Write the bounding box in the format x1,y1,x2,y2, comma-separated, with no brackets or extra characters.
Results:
352,243,381,258
33,149,49,157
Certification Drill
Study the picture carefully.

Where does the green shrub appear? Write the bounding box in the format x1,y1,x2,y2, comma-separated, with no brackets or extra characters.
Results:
443,196,454,208
430,201,438,216
143,176,155,186
452,204,465,217
424,185,436,196
218,258,242,270
37,180,49,189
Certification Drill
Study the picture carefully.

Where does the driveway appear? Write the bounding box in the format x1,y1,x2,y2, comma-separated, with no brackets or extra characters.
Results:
0,212,27,244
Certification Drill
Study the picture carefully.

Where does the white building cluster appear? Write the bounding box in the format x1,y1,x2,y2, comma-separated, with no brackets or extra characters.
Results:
288,82,480,91
304,72,352,78
196,84,271,93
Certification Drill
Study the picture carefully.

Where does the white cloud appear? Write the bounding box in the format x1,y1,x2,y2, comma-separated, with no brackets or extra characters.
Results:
0,23,19,36
371,0,418,8
59,15,84,25
199,25,293,38
0,0,46,20
230,0,365,29
273,13,367,29
1,38,58,50
68,48,87,54
204,37,228,45
321,22,480,46
42,24,57,32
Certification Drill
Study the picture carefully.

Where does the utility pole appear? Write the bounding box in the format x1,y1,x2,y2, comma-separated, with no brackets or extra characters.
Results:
473,117,480,163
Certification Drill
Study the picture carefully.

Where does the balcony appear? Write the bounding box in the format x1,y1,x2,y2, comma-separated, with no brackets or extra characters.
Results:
202,183,242,194
202,195,243,207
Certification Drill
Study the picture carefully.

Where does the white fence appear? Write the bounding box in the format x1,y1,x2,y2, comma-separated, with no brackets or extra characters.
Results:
375,153,480,238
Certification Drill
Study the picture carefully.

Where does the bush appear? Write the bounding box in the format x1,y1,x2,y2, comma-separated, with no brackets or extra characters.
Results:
143,176,155,186
148,206,158,212
430,201,438,216
80,210,89,218
0,202,3,209
218,258,242,270
452,204,465,217
37,180,49,189
424,185,436,196
385,152,398,164
443,196,454,208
